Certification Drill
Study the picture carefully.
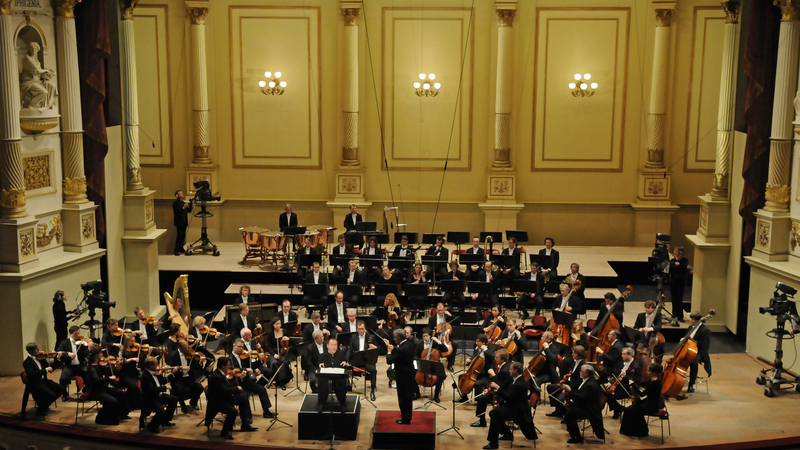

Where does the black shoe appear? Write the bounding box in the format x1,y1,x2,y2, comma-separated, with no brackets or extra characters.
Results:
447,366,454,373
192,404,201,411
180,405,188,414
240,425,258,432
36,408,49,416
456,395,469,403
370,389,376,401
263,410,276,418
147,426,161,434
567,437,583,444
173,252,180,256
612,410,621,419
340,404,347,413
470,420,486,428
396,420,410,425
546,412,563,418
221,431,233,440
62,394,69,403
304,373,309,381
164,421,176,427
433,396,440,403
499,434,514,441
687,386,695,393
280,384,287,391
318,405,324,413
483,443,498,450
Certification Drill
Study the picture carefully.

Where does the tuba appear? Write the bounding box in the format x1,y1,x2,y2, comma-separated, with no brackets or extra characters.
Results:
164,274,191,335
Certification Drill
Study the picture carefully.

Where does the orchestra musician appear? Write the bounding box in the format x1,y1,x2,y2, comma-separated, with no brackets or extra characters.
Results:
230,303,261,342
119,336,145,408
384,328,416,424
264,317,293,389
341,308,359,334
442,260,466,307
424,236,449,283
172,190,193,255
669,246,690,322
342,260,363,306
603,347,640,419
482,361,538,449
515,261,545,318
23,342,66,416
347,321,379,401
52,290,77,344
327,291,349,338
417,328,449,403
482,306,506,332
571,320,588,349
375,293,404,332
562,365,605,444
162,297,189,329
545,345,586,418
596,292,624,327
635,300,663,335
131,306,158,344
456,334,495,403
188,316,217,363
277,299,298,326
463,236,485,279
86,347,131,425
296,237,317,281
530,331,559,393
554,284,580,314
471,349,511,428
233,285,255,305
538,237,559,278
427,303,457,371
684,311,712,394
206,356,257,440
317,338,350,412
391,235,415,280
497,318,526,363
595,329,624,379
164,323,183,355
278,203,297,232
165,339,204,413
304,330,327,393
56,325,93,400
331,234,354,283
472,261,501,308
101,318,123,358
564,263,586,311
377,265,402,288
500,237,522,285
230,339,276,418
140,356,178,433
406,262,428,315
361,237,384,289
619,364,664,438
344,204,363,231
303,312,329,345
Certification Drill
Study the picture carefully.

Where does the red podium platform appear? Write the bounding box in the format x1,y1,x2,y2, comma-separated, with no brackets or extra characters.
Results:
372,411,436,450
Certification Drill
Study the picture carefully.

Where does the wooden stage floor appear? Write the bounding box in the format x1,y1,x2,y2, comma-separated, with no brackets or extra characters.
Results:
1,352,799,450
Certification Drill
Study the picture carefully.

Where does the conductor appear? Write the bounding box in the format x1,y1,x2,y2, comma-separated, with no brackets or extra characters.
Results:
384,328,415,424
318,338,350,412
172,190,193,256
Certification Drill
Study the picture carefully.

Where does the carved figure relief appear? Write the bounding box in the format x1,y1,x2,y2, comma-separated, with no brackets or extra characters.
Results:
36,215,62,248
81,214,94,240
339,176,359,194
23,155,51,190
19,42,58,110
757,221,771,248
492,179,511,195
647,180,665,196
19,228,34,257
700,206,708,229
145,199,154,224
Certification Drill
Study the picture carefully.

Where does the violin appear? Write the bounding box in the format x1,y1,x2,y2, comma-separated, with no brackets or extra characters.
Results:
226,368,244,381
239,350,260,360
154,365,178,375
37,350,62,360
280,336,290,356
387,306,398,329
144,316,160,326
132,343,151,354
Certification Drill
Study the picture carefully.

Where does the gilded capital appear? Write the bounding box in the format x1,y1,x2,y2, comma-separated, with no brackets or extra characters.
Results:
187,7,208,25
119,0,138,20
775,0,800,22
55,0,82,18
655,9,674,27
497,10,516,27
721,1,740,24
342,8,359,26
0,0,11,16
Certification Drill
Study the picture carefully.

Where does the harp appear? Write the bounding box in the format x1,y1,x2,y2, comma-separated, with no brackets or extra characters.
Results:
163,274,191,335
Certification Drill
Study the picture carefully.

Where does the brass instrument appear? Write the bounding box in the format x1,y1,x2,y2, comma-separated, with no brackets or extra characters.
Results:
485,235,498,271
163,274,192,335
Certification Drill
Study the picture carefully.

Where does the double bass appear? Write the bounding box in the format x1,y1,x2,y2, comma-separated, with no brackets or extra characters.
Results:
661,309,715,396
587,286,632,362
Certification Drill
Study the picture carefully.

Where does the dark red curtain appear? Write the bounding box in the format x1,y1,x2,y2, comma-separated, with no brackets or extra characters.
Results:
75,0,111,247
739,0,780,256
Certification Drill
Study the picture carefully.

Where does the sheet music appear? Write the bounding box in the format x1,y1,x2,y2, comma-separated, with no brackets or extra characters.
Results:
213,305,226,322
320,367,346,375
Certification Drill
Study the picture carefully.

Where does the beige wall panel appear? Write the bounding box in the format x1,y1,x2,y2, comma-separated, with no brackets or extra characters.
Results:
135,5,173,167
518,204,635,247
532,8,629,171
683,7,725,173
382,7,473,170
230,6,321,168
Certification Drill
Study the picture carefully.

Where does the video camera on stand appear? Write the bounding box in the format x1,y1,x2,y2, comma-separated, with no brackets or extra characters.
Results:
72,280,114,340
186,180,220,256
756,282,800,397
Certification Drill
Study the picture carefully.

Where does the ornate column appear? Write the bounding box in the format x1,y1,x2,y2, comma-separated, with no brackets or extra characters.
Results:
120,0,143,191
187,2,211,165
55,0,88,204
341,6,359,166
493,9,514,169
0,2,26,219
645,8,673,169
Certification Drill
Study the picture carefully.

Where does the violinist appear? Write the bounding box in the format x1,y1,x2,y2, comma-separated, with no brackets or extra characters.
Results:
427,303,456,371
463,236,485,279
545,345,586,418
515,261,545,319
442,261,467,307
595,329,624,379
497,318,525,363
302,312,329,344
416,328,449,403
206,357,257,440
538,237,559,278
302,262,329,312
499,237,521,285
165,323,183,354
634,300,663,335
166,339,204,413
482,306,506,333
554,284,580,314
318,338,350,413
131,306,158,344
230,303,261,342
668,246,690,322
86,347,131,424
375,293,404,332
530,331,559,393
562,365,604,444
56,325,93,400
347,321,379,401
304,331,327,393
406,263,428,314
620,363,663,438
327,291,348,338
423,235,449,283
265,317,293,389
52,290,78,344
230,339,276,418
456,334,495,403
188,316,217,364
483,362,537,449
471,349,511,428
23,342,66,416
278,299,298,327
119,336,144,408
570,320,588,348
101,318,124,358
603,347,640,419
596,292,624,327
240,328,263,359
141,356,178,433
683,311,711,394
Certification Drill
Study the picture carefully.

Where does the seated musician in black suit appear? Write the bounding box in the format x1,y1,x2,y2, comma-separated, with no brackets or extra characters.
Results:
331,234,354,283
131,306,158,344
140,356,178,433
538,237,559,278
391,235,415,278
296,236,317,281
317,338,350,412
56,325,92,400
442,260,466,307
277,299,298,327
595,329,624,379
230,303,261,341
233,284,255,305
563,364,604,444
546,345,586,418
342,260,363,306
347,321,379,400
303,312,329,344
427,303,457,371
496,317,526,364
343,204,362,231
472,349,512,428
635,299,663,335
361,237,384,289
327,291,349,338
515,261,546,318
472,261,501,308
230,339,275,418
415,327,449,403
553,284,581,314
406,262,428,315
500,237,522,286
205,356,257,440
302,262,329,313
304,331,327,393
596,292,624,328
456,334,495,403
531,331,560,393
166,340,204,413
564,263,586,311
483,361,537,449
86,347,130,424
23,342,66,416
424,236,449,283
603,347,640,419
463,236,485,279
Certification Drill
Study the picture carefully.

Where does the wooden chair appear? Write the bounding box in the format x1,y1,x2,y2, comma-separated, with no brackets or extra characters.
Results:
73,376,99,424
20,371,32,417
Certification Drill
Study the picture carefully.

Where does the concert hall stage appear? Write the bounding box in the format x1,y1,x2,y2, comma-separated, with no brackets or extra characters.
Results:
1,353,799,450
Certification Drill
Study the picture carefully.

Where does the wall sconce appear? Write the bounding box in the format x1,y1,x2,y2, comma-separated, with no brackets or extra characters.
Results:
258,71,286,96
414,73,441,97
569,73,597,98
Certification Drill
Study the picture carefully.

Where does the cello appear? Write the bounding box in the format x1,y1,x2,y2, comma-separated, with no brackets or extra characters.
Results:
415,340,441,387
485,308,506,344
661,309,715,396
587,286,632,362
457,346,488,395
435,315,459,358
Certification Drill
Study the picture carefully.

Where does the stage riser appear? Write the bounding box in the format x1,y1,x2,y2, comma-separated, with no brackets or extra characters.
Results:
372,411,436,450
297,394,361,441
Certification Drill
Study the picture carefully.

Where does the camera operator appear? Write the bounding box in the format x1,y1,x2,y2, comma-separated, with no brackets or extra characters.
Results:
52,290,78,344
173,190,193,256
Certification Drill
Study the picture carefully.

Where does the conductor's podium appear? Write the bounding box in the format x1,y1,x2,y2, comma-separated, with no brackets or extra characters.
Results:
297,394,361,441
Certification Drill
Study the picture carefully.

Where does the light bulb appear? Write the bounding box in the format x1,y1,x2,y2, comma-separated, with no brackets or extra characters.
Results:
419,73,426,80
433,83,441,89
423,83,430,90
569,82,576,89
265,71,271,78
280,81,287,87
275,72,282,78
574,74,581,80
414,82,421,89
429,73,435,80
584,74,591,80
590,83,598,89
258,81,266,87
269,81,276,88
580,83,588,90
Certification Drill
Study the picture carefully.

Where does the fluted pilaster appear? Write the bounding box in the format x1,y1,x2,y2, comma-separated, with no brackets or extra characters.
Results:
493,9,514,168
0,12,26,218
710,1,739,198
341,7,359,166
119,7,143,191
56,8,88,204
188,5,211,165
765,11,800,212
645,9,673,169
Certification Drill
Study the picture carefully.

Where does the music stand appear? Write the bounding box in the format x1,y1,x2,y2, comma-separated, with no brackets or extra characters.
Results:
371,233,390,246
414,359,447,411
357,315,378,332
303,283,329,314
460,253,484,269
490,254,513,270
529,254,544,267
480,232,502,245
440,279,465,295
447,231,470,255
394,232,418,244
283,225,307,257
344,232,364,248
452,325,481,365
375,283,400,302
356,222,377,232
335,331,356,349
512,279,537,294
388,257,414,272
404,283,429,318
284,342,307,396
265,358,293,430
350,348,380,407
551,310,575,330
505,230,528,243
421,255,447,289
624,326,648,347
336,284,362,305
421,233,440,246
467,281,492,312
297,254,322,270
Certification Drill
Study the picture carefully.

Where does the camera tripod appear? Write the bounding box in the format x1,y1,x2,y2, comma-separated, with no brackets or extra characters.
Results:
187,200,220,256
756,313,800,397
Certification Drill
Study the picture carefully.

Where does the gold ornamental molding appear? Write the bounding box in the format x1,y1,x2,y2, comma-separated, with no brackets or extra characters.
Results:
119,0,139,20
1,188,27,218
655,9,674,27
63,176,87,203
497,10,515,27
55,0,82,18
775,0,800,22
721,1,740,24
0,0,10,16
342,8,359,26
187,7,208,25
766,184,791,203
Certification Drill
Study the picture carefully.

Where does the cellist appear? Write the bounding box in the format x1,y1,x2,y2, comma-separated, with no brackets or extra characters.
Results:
531,331,560,393
470,349,511,428
416,328,449,403
456,334,495,403
482,306,506,335
596,292,624,327
554,284,580,313
496,318,525,364
427,303,457,371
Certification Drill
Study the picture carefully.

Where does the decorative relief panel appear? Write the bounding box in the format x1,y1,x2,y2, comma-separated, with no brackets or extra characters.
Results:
756,220,770,248
700,205,708,229
338,175,361,195
145,199,154,224
489,176,514,197
642,177,670,199
81,213,95,241
791,222,799,252
36,214,62,251
19,228,34,258
22,149,56,197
